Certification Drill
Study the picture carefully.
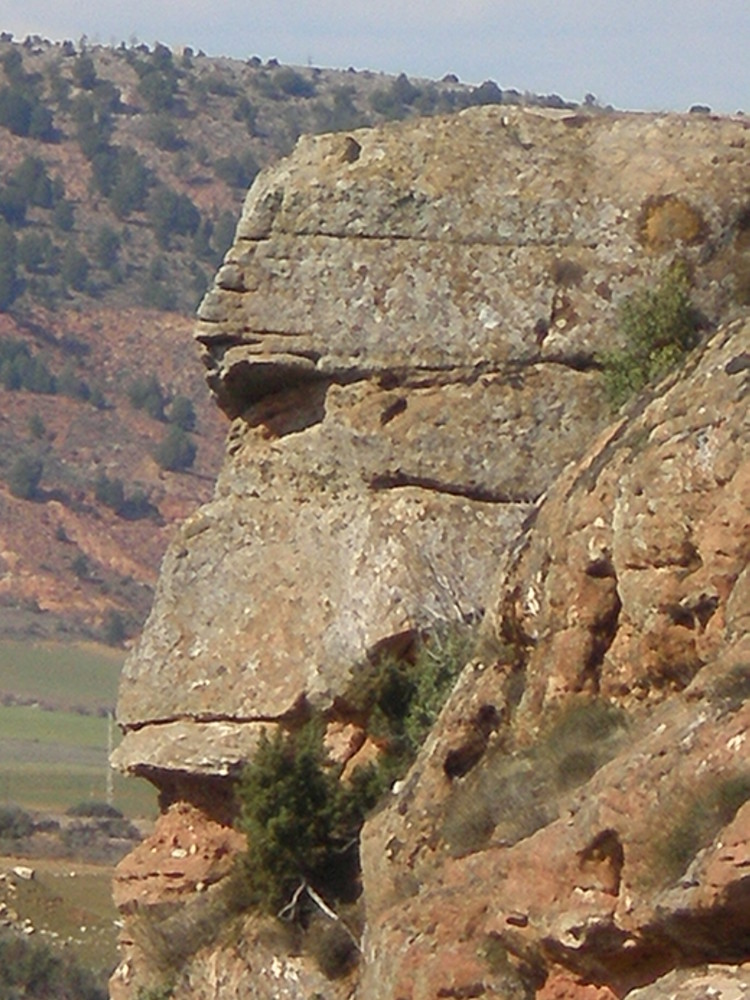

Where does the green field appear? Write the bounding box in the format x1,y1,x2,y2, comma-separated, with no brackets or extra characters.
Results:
0,642,157,818
0,640,124,713
0,641,157,992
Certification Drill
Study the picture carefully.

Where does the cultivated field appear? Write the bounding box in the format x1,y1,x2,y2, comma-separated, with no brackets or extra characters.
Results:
0,641,156,818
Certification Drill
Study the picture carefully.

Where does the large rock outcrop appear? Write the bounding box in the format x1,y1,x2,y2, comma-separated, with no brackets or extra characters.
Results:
112,105,750,999
358,313,750,999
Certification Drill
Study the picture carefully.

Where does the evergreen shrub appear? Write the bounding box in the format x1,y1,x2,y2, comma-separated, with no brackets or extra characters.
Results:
602,262,699,408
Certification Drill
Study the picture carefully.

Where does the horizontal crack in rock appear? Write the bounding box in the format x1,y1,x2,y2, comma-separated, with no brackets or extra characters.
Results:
264,229,588,250
121,712,292,734
368,469,538,505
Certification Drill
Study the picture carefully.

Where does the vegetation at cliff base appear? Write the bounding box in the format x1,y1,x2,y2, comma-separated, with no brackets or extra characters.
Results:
602,262,700,407
0,928,106,1000
233,722,380,915
233,625,472,917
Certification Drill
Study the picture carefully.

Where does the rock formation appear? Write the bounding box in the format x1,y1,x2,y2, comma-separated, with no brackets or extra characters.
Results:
359,313,750,999
112,105,750,999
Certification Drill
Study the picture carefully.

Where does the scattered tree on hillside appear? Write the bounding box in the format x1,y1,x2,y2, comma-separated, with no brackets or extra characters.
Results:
60,242,90,291
153,425,197,471
71,551,90,579
92,225,121,270
72,92,113,157
0,339,56,392
146,113,184,151
142,258,177,310
52,197,75,232
102,609,127,646
108,149,152,218
72,53,97,90
147,186,200,248
169,394,197,432
27,412,46,440
214,151,260,189
127,374,167,421
7,453,43,499
12,155,54,207
232,94,257,133
0,182,27,225
0,48,24,84
58,362,91,401
18,231,57,274
274,66,316,98
0,221,19,309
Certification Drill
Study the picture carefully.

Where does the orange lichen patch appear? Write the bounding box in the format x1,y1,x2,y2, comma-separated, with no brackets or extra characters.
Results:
637,194,706,251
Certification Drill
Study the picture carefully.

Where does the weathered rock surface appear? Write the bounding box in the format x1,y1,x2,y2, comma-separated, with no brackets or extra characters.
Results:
115,106,749,780
112,105,750,999
358,316,750,999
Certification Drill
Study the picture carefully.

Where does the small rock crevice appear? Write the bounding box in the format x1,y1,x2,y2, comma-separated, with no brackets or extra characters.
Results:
368,469,539,505
580,587,622,694
576,829,624,896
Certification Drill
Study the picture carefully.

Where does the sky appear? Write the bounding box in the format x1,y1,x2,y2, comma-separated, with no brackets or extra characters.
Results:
0,0,748,114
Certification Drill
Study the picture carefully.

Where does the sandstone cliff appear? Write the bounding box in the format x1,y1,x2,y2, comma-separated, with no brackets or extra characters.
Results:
112,105,750,999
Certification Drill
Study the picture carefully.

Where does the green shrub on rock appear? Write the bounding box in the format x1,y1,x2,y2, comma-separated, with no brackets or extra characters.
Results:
602,262,699,408
235,724,348,914
234,626,473,919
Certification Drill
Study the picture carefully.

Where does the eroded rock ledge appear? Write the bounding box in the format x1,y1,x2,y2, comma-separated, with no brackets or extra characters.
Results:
112,105,749,1000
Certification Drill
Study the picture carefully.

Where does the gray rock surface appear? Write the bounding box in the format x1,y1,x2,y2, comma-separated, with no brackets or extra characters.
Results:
117,106,749,778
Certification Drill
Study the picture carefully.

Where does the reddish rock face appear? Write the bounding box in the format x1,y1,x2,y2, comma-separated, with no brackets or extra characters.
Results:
359,317,750,1000
113,802,246,913
111,105,750,1000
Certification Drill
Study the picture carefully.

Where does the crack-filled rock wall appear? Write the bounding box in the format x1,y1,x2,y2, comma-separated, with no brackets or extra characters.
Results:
115,106,749,781
111,105,750,999
358,315,750,1000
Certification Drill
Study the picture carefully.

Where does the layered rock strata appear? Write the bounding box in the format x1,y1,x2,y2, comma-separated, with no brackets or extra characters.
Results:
112,106,750,999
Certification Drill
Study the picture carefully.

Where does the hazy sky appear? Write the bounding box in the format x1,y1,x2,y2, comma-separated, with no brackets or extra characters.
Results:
1,0,748,113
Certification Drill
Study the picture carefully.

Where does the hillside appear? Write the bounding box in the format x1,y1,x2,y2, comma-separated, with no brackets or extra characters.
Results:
0,33,577,318
0,33,579,643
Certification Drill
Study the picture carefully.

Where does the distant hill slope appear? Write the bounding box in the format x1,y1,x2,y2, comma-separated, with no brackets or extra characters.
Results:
0,34,579,317
0,305,226,643
0,33,581,643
